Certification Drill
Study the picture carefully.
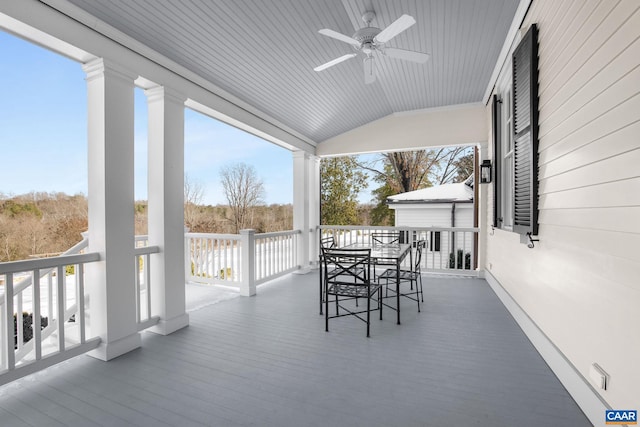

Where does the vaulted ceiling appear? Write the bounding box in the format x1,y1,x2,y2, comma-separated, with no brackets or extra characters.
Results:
62,0,521,144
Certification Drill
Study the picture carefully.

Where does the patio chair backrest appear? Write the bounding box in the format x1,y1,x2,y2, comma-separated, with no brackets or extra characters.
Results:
320,236,336,249
371,232,400,246
414,240,427,272
321,247,371,285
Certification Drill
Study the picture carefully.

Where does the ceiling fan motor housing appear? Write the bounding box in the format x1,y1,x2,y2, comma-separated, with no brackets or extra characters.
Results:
353,26,381,47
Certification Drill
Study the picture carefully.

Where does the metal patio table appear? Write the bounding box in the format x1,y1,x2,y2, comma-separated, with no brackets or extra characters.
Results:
343,242,412,325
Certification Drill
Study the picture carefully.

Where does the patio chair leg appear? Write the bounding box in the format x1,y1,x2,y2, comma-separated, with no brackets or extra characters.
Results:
325,293,329,332
366,293,371,337
319,270,323,315
379,286,383,320
416,277,421,313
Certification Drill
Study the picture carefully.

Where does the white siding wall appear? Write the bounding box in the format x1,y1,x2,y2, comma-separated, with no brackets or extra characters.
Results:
486,0,640,410
393,203,474,229
393,203,474,259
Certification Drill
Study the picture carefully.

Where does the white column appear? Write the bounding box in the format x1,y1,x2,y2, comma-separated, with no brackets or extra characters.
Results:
83,58,140,361
240,229,256,296
293,151,317,273
308,155,320,268
145,85,189,335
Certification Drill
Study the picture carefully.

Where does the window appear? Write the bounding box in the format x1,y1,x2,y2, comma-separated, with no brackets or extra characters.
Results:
492,24,539,237
429,231,441,252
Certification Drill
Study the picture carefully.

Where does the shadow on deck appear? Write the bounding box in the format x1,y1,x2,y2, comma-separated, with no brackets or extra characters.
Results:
0,272,590,426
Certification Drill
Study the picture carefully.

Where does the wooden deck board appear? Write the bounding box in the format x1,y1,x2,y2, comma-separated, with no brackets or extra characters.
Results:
0,272,591,426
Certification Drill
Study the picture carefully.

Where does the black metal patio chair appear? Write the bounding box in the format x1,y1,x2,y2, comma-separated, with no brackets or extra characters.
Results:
318,235,336,315
377,239,426,312
370,231,401,279
321,247,381,337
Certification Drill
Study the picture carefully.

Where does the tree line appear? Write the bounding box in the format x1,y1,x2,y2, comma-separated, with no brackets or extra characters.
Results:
0,191,293,262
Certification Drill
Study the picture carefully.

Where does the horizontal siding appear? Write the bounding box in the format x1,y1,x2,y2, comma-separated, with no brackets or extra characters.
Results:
487,0,640,413
537,0,637,103
539,24,640,136
539,206,640,234
539,66,640,157
539,117,640,178
395,205,474,228
540,177,640,209
539,91,640,165
540,143,640,193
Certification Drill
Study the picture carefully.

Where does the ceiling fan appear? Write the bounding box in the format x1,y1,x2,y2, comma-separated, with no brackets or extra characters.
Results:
314,10,430,84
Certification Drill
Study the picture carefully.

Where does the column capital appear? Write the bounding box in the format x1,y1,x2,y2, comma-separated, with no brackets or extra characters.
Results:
292,150,311,160
82,58,138,83
145,85,187,105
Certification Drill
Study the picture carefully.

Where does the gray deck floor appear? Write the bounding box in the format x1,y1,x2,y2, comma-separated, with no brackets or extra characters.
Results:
0,272,591,426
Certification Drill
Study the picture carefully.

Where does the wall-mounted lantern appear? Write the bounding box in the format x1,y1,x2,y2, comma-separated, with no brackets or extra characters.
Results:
480,160,492,184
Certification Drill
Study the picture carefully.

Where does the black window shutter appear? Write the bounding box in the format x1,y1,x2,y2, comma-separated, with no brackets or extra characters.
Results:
512,24,539,236
492,94,501,228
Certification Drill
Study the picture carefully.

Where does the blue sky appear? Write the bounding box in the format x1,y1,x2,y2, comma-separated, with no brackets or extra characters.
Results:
0,30,296,205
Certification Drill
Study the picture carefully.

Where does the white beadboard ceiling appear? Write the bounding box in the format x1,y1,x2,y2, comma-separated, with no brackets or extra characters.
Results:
62,0,520,144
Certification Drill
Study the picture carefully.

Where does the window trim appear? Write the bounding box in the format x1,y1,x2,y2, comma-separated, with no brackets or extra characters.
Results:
492,94,501,229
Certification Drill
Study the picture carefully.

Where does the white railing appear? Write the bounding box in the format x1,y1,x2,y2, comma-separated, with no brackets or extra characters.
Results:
0,249,101,386
318,225,479,276
185,233,242,285
0,233,164,384
133,236,160,331
254,230,300,285
186,230,301,289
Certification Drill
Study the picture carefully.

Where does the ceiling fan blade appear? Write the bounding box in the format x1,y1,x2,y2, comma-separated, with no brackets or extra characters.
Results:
374,14,416,44
314,53,358,72
364,57,375,84
384,47,430,63
318,29,360,47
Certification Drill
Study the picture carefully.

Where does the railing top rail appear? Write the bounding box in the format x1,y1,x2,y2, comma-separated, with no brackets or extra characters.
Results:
318,225,396,230
185,232,241,240
134,245,160,256
318,225,479,233
0,252,100,275
64,237,89,254
255,230,301,239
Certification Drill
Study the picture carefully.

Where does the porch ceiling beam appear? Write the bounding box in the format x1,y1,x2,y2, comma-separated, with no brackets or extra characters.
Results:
317,103,487,157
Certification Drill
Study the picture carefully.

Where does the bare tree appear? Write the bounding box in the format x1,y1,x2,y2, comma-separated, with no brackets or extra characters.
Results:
184,173,205,230
356,147,473,225
220,163,265,233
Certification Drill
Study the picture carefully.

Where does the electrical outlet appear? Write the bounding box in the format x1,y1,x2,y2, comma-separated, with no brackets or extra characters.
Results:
589,363,609,390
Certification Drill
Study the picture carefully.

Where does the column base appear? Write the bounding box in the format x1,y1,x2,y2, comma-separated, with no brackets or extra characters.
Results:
88,332,141,361
240,285,256,297
147,313,190,335
293,267,311,275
